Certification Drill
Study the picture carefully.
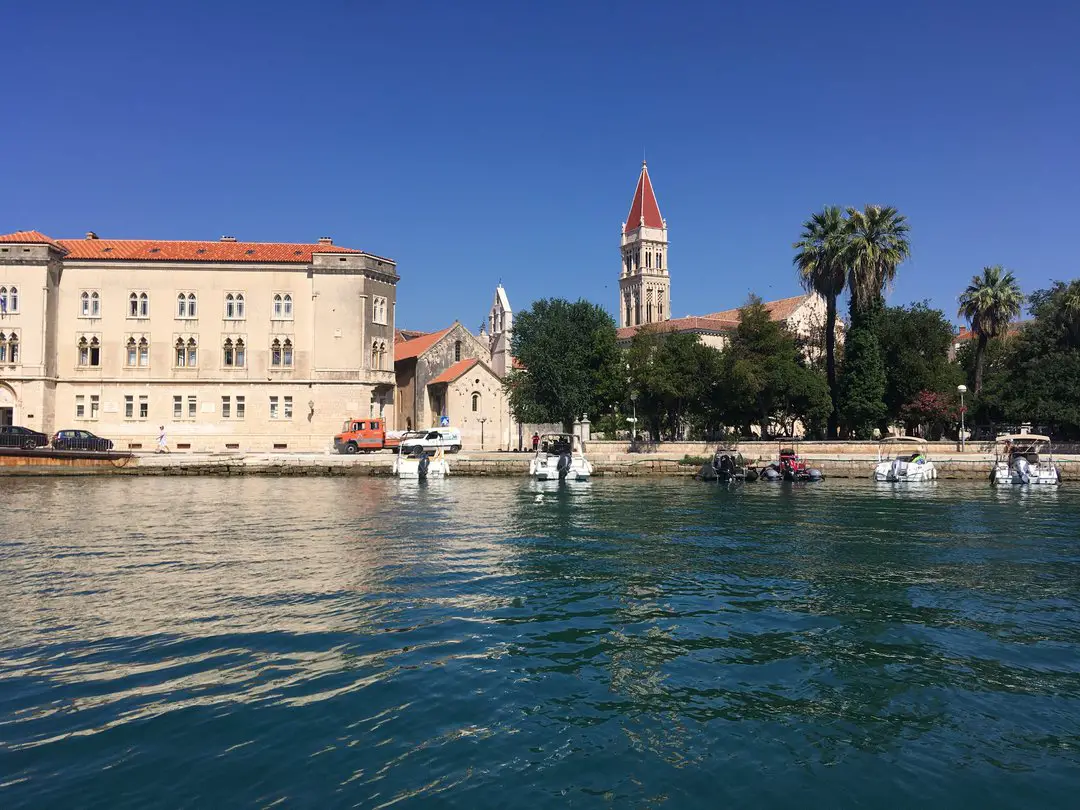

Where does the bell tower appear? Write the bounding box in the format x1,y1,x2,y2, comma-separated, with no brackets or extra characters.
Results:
619,161,670,328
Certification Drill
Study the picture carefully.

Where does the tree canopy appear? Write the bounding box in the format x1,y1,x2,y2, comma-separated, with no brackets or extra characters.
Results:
505,298,622,431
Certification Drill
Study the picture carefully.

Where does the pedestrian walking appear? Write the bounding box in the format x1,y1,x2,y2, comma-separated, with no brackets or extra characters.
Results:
157,425,170,454
532,432,540,451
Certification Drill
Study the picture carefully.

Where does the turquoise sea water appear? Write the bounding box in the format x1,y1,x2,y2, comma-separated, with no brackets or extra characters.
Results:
1,477,1078,808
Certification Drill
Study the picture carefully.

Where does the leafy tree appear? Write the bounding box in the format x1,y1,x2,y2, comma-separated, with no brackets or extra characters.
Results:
793,206,847,437
957,266,1024,393
836,311,888,438
876,301,962,427
900,390,956,440
717,296,831,437
625,328,722,439
505,298,622,431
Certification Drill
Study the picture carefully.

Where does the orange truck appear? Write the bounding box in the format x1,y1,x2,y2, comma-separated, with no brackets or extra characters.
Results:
333,418,403,454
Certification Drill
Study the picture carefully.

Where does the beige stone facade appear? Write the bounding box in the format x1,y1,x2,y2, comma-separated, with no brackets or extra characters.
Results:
0,231,397,451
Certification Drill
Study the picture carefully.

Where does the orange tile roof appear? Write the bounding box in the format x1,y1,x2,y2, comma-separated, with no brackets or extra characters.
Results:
700,294,810,323
616,316,738,341
395,328,430,344
428,357,480,386
394,326,454,361
0,230,64,249
1,230,369,263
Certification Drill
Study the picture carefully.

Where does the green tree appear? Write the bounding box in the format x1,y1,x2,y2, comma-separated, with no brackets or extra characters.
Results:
626,328,722,439
505,298,622,431
717,296,830,437
876,301,962,428
957,266,1024,393
793,206,847,438
836,205,911,436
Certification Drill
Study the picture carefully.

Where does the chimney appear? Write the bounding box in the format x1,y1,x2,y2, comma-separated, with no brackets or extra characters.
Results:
220,235,237,242
317,236,333,245
85,231,98,240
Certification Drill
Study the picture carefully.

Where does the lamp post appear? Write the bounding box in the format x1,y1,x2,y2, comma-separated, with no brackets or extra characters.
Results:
479,416,488,450
958,384,967,452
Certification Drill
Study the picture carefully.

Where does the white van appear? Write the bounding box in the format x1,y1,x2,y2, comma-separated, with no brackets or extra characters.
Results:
399,428,462,454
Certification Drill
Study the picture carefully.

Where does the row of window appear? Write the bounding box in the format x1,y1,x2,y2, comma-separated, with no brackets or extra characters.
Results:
77,291,390,324
76,394,295,421
0,286,18,314
0,330,19,363
76,336,294,369
622,247,664,274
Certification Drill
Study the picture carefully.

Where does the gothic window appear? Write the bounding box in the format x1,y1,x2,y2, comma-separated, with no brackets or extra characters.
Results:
373,296,387,325
283,338,293,367
188,293,197,317
372,339,381,369
271,338,281,366
272,293,293,319
646,251,652,269
138,337,149,367
129,292,139,317
472,392,480,412
658,296,664,321
656,250,663,270
226,293,245,319
0,286,17,313
175,339,186,367
224,338,234,366
284,294,293,319
273,294,282,318
0,333,6,363
81,291,90,316
177,292,197,318
646,289,654,323
454,340,461,362
126,337,137,366
9,333,19,363
77,336,100,367
139,292,149,317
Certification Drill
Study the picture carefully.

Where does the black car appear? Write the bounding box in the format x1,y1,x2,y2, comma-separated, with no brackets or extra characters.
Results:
0,425,50,450
52,429,115,452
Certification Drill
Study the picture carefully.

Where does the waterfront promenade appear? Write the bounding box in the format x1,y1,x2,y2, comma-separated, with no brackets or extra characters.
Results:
3,441,1078,479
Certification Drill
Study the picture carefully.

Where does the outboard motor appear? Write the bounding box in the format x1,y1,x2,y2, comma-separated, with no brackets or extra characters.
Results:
417,452,430,480
557,452,573,480
1013,454,1030,485
716,454,736,481
889,457,905,481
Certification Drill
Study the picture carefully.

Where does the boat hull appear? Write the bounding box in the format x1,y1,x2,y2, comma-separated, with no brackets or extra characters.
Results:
530,459,592,481
393,459,450,479
991,463,1059,485
873,461,938,482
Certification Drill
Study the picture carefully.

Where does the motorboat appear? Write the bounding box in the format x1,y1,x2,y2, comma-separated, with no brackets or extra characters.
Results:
760,443,823,482
530,433,592,481
393,445,450,479
873,436,938,482
990,434,1060,485
698,448,758,482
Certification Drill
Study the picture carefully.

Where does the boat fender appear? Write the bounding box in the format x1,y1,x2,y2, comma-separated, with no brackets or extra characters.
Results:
557,452,572,480
761,466,780,482
418,455,430,479
808,468,823,481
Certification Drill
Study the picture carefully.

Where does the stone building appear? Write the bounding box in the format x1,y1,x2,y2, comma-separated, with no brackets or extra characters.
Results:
393,322,513,449
619,161,670,329
0,230,397,451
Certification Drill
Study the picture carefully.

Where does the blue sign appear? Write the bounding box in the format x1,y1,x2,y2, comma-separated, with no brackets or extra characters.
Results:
439,415,450,427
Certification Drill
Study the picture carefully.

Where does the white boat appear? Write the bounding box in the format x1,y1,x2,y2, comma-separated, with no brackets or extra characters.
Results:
529,433,593,481
990,434,1060,485
873,436,938,482
393,446,450,479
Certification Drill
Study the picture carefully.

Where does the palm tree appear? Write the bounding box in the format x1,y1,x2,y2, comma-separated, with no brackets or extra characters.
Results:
793,206,847,437
843,205,912,314
958,266,1024,393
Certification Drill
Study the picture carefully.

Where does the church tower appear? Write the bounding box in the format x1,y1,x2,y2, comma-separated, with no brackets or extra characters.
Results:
619,161,670,328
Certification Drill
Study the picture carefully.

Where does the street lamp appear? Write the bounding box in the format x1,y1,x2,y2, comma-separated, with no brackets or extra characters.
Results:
958,384,967,452
478,416,488,450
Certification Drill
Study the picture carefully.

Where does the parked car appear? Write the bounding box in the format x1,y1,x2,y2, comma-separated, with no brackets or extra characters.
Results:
52,429,115,452
0,425,50,450
399,428,462,455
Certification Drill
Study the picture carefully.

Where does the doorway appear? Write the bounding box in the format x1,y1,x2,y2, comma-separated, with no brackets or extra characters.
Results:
0,407,12,427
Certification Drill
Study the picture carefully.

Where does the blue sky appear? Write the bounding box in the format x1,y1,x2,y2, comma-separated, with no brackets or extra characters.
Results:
2,0,1077,331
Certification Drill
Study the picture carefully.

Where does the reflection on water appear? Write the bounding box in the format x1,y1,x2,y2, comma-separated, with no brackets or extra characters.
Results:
1,477,1079,808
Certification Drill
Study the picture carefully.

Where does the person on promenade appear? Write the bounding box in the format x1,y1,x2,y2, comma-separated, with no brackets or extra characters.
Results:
532,432,540,452
157,425,170,454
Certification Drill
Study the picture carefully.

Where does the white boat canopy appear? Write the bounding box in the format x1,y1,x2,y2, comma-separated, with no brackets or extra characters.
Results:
995,434,1052,443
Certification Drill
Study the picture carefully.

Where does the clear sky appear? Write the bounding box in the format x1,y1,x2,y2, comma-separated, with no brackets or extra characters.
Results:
2,1,1077,331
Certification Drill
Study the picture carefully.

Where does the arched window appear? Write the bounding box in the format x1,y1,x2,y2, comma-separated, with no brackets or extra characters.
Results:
235,338,245,367
88,337,100,366
126,337,137,366
7,333,16,363
0,334,7,363
177,293,187,318
283,294,292,318
0,288,6,314
657,296,664,321
454,340,461,362
129,292,139,317
223,338,234,366
188,293,197,317
235,293,245,319
139,292,149,317
175,338,186,367
186,337,198,367
471,392,480,412
282,338,293,367
270,338,282,367
81,291,90,316
138,337,149,367
90,291,100,316
10,287,17,313
225,293,236,319
372,340,381,369
656,250,663,270
273,294,283,318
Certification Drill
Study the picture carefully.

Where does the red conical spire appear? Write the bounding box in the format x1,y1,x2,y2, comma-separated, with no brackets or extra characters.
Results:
623,160,664,234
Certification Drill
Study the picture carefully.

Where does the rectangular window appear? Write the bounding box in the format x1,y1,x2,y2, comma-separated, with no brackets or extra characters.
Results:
139,395,148,419
283,396,293,419
236,395,245,420
173,395,182,419
269,396,279,420
90,395,99,419
187,395,197,419
125,395,134,419
75,395,85,418
221,396,231,419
